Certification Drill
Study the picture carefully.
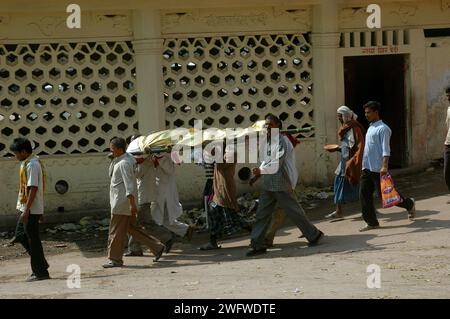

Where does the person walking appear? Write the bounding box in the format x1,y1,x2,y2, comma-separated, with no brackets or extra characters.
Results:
444,86,450,195
103,137,165,268
247,114,324,256
199,144,250,250
10,137,50,282
151,152,195,241
124,154,175,256
325,106,365,219
359,101,416,232
252,132,301,247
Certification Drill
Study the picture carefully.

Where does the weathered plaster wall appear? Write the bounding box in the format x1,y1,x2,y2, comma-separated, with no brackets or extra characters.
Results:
0,4,319,218
1,0,448,219
0,139,318,216
0,11,132,41
339,0,450,30
426,37,450,160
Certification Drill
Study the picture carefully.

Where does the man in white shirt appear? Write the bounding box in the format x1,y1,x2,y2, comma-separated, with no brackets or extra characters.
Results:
444,86,450,194
103,138,165,268
151,152,194,240
125,136,174,256
10,137,50,282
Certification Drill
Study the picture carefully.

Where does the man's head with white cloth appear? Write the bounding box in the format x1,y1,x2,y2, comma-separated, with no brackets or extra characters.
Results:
127,134,148,164
337,105,358,125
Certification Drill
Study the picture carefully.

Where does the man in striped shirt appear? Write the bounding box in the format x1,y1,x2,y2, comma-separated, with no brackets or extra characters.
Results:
203,161,214,219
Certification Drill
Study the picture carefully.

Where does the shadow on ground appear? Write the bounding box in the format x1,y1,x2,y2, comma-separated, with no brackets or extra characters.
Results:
2,169,448,262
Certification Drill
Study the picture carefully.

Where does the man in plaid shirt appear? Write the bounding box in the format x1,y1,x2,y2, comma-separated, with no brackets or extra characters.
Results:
247,114,324,256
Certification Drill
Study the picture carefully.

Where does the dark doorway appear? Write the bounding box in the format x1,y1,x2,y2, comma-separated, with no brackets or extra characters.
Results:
344,54,408,168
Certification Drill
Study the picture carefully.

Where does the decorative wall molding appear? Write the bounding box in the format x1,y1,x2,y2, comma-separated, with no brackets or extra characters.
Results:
0,11,132,40
162,12,197,33
202,13,268,27
94,13,132,34
161,7,312,35
390,4,419,25
340,2,449,30
0,15,11,26
339,7,366,26
273,7,311,30
28,16,66,37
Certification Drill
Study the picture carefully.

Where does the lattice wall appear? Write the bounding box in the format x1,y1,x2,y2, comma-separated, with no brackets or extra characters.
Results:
0,41,138,156
162,34,314,136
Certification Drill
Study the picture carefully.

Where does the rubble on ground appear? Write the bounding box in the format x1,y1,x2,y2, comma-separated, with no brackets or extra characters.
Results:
0,231,11,238
237,192,259,213
296,185,335,202
430,159,443,168
178,207,204,227
44,217,110,235
0,185,335,238
178,185,335,229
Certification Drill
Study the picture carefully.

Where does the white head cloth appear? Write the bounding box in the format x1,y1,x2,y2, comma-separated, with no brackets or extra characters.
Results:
337,105,358,123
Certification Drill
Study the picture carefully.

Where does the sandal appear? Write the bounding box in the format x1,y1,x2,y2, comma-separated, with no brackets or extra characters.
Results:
102,260,123,268
325,211,344,219
199,242,221,250
153,246,165,262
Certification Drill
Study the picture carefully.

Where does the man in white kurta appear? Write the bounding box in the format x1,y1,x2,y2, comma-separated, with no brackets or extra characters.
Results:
103,138,165,268
125,154,174,256
151,152,193,239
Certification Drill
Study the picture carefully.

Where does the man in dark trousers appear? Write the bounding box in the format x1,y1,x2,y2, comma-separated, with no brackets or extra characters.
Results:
444,86,450,195
359,101,416,232
10,137,50,282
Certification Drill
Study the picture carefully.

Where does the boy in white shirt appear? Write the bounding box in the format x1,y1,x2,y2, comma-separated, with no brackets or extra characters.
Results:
10,137,50,282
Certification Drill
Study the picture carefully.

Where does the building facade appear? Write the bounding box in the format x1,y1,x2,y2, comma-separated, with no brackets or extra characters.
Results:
1,0,449,216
